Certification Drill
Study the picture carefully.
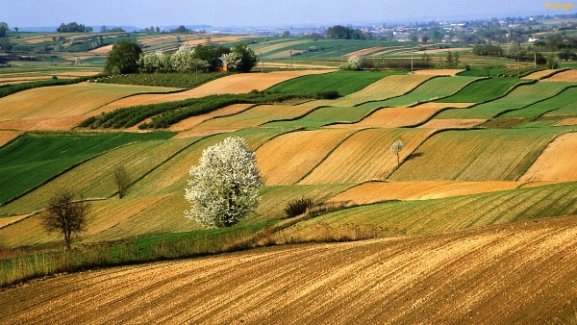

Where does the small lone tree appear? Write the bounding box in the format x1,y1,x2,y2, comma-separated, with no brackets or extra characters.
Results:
42,191,88,249
185,137,262,228
114,166,130,199
391,138,405,167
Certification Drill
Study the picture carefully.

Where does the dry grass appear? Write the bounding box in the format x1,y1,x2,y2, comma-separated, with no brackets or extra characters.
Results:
0,130,22,147
96,70,331,112
520,133,577,182
521,69,560,80
2,217,577,324
345,47,387,57
256,129,355,185
556,118,577,126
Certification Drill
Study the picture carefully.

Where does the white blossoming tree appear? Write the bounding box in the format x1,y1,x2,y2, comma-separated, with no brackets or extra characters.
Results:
185,137,262,228
391,138,405,167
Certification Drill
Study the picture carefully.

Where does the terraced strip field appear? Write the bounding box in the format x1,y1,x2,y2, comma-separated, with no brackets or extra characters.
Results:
0,130,21,147
264,105,378,129
300,128,435,184
436,82,571,119
267,71,400,97
96,71,331,112
418,118,486,129
326,180,521,205
3,216,577,324
0,138,195,216
389,128,568,181
412,69,464,76
331,103,473,129
497,86,577,120
520,133,577,182
128,128,291,197
0,83,178,122
0,132,174,206
256,129,356,185
169,104,255,132
557,118,577,126
283,182,577,236
542,69,577,82
376,76,480,107
191,103,319,131
522,69,562,80
438,77,528,103
335,74,432,106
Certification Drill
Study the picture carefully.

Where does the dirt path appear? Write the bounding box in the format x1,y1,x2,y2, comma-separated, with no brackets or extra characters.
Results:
1,216,577,324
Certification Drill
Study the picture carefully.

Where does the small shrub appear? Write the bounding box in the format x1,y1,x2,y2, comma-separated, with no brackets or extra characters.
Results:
284,197,314,218
316,90,340,99
51,75,58,80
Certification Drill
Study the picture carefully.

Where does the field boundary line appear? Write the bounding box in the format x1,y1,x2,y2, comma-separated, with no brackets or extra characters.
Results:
295,129,366,184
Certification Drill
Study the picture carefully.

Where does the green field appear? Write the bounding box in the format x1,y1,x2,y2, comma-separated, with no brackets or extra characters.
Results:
496,86,577,119
438,77,529,103
284,182,577,236
98,72,226,89
389,128,570,181
374,76,480,107
0,132,174,205
437,82,572,119
268,71,402,96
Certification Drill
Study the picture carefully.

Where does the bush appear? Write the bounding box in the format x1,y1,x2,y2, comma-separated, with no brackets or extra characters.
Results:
284,197,314,218
104,41,142,75
316,90,340,99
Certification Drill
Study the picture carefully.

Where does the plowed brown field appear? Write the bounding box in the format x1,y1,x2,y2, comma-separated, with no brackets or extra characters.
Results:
326,180,521,204
0,116,86,131
2,216,576,324
520,133,577,182
95,71,331,112
256,129,356,185
522,69,560,80
542,69,577,82
169,104,255,132
557,118,577,126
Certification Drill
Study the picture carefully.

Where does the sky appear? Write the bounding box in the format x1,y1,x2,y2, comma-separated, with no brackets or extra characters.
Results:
1,0,575,27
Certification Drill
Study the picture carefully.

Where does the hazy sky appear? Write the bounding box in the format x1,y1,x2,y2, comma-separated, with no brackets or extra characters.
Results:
1,0,575,27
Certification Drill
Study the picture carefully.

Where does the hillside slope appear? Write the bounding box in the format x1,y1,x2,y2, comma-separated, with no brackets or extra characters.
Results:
1,216,576,324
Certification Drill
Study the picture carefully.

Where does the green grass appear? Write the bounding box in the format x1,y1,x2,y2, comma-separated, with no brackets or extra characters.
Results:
97,72,226,89
0,221,272,287
437,82,571,119
389,128,570,181
288,181,577,236
268,71,402,96
457,68,510,77
265,105,378,128
376,76,480,107
438,77,529,103
0,132,174,205
498,87,577,119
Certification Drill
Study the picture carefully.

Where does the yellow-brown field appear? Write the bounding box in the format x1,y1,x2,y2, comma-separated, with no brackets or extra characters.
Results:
0,130,22,147
520,132,577,182
2,216,576,324
542,69,577,82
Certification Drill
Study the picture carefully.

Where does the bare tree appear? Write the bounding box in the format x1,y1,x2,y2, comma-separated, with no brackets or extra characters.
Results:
42,191,88,249
114,166,130,199
391,138,405,167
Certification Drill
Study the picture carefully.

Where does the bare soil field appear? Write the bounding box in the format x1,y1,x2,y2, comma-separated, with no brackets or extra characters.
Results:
418,118,486,129
326,180,521,205
542,69,577,82
2,216,576,324
557,117,577,126
520,133,577,182
413,69,465,76
0,130,22,147
95,70,330,111
0,116,86,131
522,69,561,80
